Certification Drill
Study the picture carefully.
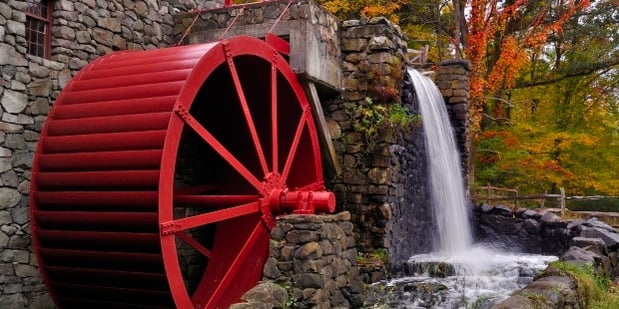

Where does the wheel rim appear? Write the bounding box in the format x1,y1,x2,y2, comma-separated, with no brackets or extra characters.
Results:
31,36,333,309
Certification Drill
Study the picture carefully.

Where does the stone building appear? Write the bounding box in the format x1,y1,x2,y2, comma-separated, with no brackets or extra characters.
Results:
1,0,470,307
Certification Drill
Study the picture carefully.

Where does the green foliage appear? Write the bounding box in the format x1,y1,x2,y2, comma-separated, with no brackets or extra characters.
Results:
277,281,295,309
353,97,387,140
357,248,388,266
389,102,420,128
372,248,388,264
545,261,619,309
519,290,549,307
352,97,420,146
474,73,619,195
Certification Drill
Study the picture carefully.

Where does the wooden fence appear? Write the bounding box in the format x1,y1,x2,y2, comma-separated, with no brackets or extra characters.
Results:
470,184,619,216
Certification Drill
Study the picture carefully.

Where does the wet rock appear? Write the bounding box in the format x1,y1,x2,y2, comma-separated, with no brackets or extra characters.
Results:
286,230,318,244
567,219,586,230
540,212,562,227
238,282,288,307
570,236,607,253
294,242,323,259
404,261,456,278
585,217,616,232
490,204,513,217
491,295,535,309
560,246,599,267
480,204,494,213
517,276,578,308
364,278,450,308
580,226,619,250
522,209,542,219
523,219,541,234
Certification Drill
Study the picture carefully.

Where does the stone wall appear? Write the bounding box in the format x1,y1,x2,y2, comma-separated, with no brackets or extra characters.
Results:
435,60,470,180
232,212,365,308
473,204,576,255
329,17,419,273
0,1,220,307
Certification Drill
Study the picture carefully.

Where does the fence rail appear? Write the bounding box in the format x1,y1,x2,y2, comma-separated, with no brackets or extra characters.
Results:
470,184,619,216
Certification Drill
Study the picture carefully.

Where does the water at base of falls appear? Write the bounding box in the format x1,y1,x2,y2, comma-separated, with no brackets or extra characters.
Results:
365,246,558,308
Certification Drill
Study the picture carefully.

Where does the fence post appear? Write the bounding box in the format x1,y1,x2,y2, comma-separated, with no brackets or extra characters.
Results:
486,182,491,204
514,186,519,208
560,187,566,217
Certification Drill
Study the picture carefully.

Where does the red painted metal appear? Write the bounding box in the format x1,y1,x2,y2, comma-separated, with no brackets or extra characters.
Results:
31,36,335,309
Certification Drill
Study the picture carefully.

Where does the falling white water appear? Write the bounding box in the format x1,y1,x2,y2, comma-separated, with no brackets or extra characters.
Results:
408,69,472,255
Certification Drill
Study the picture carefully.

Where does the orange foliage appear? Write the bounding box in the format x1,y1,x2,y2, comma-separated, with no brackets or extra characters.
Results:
361,2,402,23
317,0,404,23
466,0,590,132
480,130,520,148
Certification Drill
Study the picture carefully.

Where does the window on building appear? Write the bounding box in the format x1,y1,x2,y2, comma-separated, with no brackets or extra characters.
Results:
25,0,51,58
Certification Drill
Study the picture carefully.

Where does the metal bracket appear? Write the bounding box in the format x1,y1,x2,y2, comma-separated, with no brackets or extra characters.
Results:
175,104,191,121
161,221,182,236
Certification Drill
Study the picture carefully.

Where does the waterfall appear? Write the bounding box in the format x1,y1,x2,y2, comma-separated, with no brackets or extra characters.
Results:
364,69,558,308
407,68,473,255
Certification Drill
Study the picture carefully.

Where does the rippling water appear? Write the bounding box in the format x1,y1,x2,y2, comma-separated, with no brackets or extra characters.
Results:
366,246,558,308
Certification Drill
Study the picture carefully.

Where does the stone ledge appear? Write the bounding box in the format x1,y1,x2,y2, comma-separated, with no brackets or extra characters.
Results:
481,205,619,308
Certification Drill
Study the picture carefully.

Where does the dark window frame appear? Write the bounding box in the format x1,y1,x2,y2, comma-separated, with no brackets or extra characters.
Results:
25,0,52,59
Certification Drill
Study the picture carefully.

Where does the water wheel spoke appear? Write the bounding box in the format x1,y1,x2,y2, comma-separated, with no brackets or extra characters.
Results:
282,109,309,181
227,54,269,176
161,202,260,234
180,111,262,190
204,221,264,308
175,232,211,258
271,63,278,173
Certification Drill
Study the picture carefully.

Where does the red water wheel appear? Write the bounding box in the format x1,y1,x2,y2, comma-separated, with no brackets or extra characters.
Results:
31,36,335,309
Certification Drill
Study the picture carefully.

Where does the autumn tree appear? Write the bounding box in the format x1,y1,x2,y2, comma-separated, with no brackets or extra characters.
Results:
315,0,617,194
475,0,619,194
319,0,591,125
463,0,591,132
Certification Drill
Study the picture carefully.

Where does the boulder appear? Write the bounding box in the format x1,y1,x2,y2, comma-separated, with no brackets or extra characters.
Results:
585,217,616,233
580,226,619,250
560,246,599,267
